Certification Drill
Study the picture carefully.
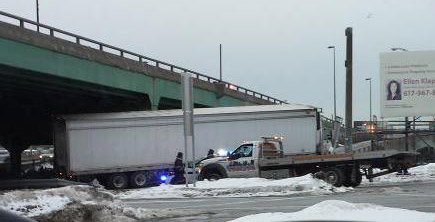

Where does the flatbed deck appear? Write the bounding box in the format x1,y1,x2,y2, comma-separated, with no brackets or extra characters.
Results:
259,150,418,167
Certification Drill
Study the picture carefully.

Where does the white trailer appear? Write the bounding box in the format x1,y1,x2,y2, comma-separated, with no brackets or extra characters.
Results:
54,104,322,188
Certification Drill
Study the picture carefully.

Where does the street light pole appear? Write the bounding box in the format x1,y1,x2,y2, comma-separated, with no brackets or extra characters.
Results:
365,78,372,122
327,46,337,122
36,0,40,32
219,44,222,81
328,46,337,147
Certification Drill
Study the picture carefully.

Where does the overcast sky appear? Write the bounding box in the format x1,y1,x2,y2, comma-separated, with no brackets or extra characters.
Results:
1,0,435,120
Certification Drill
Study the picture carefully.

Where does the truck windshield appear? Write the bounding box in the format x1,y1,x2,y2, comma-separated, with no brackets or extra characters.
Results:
232,144,253,158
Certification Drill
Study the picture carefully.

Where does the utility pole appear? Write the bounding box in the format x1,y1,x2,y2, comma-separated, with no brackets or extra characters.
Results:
36,0,40,32
219,44,222,81
344,27,353,153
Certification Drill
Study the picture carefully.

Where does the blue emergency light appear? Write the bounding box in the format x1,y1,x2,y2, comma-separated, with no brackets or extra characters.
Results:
160,175,168,181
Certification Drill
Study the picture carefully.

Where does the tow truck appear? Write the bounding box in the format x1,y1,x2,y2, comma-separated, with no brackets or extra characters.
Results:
197,137,417,187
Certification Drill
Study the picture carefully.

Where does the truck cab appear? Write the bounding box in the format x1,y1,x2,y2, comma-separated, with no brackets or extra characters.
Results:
198,137,283,180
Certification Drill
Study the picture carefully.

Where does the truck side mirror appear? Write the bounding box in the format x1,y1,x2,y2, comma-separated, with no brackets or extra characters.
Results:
228,153,235,160
229,153,240,160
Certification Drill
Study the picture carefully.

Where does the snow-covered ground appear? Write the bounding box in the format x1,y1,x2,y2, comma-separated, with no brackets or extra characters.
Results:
2,164,433,221
0,185,205,221
116,164,435,200
230,200,435,222
117,174,350,199
362,163,435,185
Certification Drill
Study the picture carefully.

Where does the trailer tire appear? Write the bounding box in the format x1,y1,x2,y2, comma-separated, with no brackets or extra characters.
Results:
324,168,344,187
342,168,353,187
129,171,147,188
349,171,362,187
343,167,362,187
108,173,128,189
313,171,326,180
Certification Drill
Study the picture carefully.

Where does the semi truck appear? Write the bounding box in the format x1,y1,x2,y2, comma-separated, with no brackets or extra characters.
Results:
197,137,417,187
54,104,323,189
54,104,418,189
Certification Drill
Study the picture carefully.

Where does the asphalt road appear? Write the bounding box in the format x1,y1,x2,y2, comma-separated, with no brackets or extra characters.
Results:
123,181,435,221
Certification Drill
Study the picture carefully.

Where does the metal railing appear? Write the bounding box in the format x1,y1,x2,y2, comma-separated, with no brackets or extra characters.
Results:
0,10,286,104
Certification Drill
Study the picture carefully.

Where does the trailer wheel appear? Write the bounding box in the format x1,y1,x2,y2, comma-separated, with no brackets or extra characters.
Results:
108,173,128,189
349,171,362,187
342,168,353,187
324,168,344,187
343,167,363,187
130,171,147,188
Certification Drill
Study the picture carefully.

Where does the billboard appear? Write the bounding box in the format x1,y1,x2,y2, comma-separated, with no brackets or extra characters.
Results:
380,51,435,118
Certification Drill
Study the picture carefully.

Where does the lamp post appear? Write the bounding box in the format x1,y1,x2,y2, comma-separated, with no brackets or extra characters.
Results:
36,0,40,32
365,78,372,122
366,77,373,180
219,44,222,81
327,46,337,122
328,46,337,147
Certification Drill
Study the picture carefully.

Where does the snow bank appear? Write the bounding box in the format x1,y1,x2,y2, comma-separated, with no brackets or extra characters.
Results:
230,200,435,222
0,185,204,221
0,185,102,217
362,163,435,185
117,174,350,199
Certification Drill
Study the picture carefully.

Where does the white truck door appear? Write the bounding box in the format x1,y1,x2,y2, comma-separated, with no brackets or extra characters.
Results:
227,143,258,178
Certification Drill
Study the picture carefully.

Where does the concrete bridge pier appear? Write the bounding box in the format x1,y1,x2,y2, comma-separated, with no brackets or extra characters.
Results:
4,143,27,178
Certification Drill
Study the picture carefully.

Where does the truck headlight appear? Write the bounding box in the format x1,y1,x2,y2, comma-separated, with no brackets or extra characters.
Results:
217,149,228,156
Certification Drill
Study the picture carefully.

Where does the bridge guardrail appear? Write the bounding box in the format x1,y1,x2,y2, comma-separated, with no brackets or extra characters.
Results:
0,10,285,104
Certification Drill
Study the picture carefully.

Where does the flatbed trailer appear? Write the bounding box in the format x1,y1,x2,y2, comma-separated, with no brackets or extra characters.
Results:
198,137,418,187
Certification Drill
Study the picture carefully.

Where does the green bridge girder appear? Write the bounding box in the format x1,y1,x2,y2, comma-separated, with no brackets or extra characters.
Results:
0,37,252,109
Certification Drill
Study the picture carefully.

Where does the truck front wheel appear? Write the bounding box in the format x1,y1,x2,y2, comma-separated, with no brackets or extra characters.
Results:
204,172,222,181
108,173,128,189
324,168,344,187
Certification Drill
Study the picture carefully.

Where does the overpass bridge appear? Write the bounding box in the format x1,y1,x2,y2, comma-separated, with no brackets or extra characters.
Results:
0,11,285,176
